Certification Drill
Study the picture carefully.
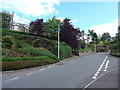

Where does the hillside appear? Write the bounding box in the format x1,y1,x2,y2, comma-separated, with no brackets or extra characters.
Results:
1,29,72,71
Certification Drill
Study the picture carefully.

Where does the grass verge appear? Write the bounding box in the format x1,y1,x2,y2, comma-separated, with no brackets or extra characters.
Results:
2,57,59,71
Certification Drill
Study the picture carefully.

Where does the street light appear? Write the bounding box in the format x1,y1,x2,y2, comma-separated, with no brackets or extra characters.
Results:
58,24,60,59
94,39,96,52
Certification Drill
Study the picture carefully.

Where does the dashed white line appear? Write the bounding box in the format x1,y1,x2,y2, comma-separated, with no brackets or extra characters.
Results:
10,77,20,81
83,67,118,90
4,77,20,83
104,60,109,72
47,66,52,68
92,56,108,80
40,68,45,71
26,72,35,76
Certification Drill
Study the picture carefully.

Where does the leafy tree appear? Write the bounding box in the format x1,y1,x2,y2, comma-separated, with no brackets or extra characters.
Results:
42,16,60,40
116,26,120,50
29,19,44,36
0,12,12,29
88,29,99,44
60,18,81,55
101,32,111,41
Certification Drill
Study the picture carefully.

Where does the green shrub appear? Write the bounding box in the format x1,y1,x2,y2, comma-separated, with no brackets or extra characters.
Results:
2,36,15,48
96,45,108,52
2,59,59,71
15,41,32,48
2,56,51,61
32,38,54,50
51,42,72,60
109,43,118,50
17,47,58,60
2,57,22,61
1,29,29,35
80,41,86,49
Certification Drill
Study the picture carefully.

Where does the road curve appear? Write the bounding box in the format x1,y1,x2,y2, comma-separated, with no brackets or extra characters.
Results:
2,52,118,88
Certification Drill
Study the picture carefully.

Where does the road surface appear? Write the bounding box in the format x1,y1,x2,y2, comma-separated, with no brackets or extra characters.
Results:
2,52,119,89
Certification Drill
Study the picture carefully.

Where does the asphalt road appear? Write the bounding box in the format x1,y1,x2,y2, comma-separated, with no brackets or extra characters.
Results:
2,52,119,89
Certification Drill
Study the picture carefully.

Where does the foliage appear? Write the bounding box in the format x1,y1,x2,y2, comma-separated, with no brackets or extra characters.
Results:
2,56,50,61
88,30,99,44
101,32,111,41
110,51,120,57
109,26,120,57
96,45,108,52
0,12,12,29
51,42,72,60
15,47,58,60
29,19,44,36
2,58,59,71
60,18,81,55
72,48,92,53
103,40,108,47
32,38,54,50
80,41,86,49
79,48,92,52
109,43,118,50
2,36,15,48
42,16,60,40
116,26,120,50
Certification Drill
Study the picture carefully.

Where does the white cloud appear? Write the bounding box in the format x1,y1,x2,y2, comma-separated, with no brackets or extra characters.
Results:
70,19,78,23
57,17,78,23
89,18,118,37
14,14,30,24
1,0,59,17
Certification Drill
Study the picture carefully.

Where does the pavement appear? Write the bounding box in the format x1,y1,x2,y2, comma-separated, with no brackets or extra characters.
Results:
1,52,119,89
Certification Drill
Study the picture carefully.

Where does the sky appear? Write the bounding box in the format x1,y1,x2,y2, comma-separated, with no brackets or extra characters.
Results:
0,0,119,37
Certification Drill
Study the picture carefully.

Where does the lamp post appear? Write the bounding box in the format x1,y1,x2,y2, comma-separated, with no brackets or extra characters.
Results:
94,39,96,52
58,24,60,59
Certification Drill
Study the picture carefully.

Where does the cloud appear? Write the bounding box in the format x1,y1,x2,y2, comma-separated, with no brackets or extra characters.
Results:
1,0,59,17
89,18,118,37
70,19,78,23
14,14,30,24
57,17,78,23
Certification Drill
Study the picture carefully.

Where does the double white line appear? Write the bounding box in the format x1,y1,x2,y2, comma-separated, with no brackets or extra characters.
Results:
92,56,109,79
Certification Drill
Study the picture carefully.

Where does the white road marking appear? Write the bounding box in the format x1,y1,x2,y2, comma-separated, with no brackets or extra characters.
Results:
47,66,52,68
92,56,108,79
104,60,109,72
40,68,45,71
4,77,20,83
83,67,118,90
9,77,20,81
26,72,35,76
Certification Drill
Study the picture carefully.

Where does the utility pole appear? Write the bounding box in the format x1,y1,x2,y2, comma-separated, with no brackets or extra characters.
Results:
58,24,60,59
94,39,96,52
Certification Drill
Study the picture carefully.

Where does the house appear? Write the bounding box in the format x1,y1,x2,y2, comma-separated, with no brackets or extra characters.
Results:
10,22,29,32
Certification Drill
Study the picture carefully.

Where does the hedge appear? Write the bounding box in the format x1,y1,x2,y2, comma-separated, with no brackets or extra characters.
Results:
51,42,72,60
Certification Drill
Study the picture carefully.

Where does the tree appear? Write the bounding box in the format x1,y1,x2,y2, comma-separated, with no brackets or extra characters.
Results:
60,18,81,55
0,12,12,29
116,26,120,50
42,16,60,40
101,32,111,41
29,19,44,36
88,29,99,44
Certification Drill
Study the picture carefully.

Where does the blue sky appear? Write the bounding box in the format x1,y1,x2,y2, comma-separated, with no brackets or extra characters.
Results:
0,0,118,36
54,2,118,30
